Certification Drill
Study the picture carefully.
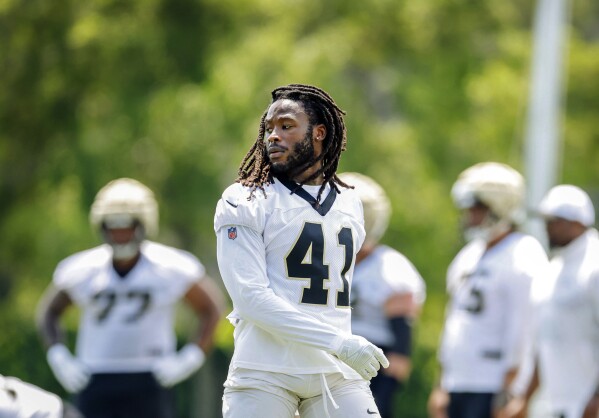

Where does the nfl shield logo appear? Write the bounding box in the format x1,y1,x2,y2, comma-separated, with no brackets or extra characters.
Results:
227,227,237,240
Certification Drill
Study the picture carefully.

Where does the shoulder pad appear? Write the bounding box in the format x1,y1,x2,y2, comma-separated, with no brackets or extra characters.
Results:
142,241,205,280
214,183,269,233
53,246,110,289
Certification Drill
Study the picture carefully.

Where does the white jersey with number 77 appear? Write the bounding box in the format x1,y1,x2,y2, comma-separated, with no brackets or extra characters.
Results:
52,241,204,373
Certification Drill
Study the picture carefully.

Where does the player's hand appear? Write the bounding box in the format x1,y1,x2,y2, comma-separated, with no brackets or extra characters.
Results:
152,344,205,388
427,387,449,418
46,344,91,393
334,335,389,380
495,396,527,418
582,392,599,418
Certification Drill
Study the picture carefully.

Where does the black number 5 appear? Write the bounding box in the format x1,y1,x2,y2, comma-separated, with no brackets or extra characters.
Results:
465,287,485,314
286,222,354,307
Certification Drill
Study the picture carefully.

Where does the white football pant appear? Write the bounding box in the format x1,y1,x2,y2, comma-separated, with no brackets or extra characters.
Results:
222,368,380,418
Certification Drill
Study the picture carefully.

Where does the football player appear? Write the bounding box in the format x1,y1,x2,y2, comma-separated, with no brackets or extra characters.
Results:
214,84,389,418
1,374,82,418
338,172,426,418
501,185,599,418
38,178,224,418
427,162,548,418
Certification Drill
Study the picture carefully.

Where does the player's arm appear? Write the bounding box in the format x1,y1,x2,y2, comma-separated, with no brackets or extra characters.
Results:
583,390,599,418
497,362,539,418
497,252,545,417
183,276,226,354
493,275,532,415
382,292,418,382
217,224,388,379
37,285,72,349
214,189,351,350
217,224,345,348
36,285,90,393
427,383,449,418
501,270,534,386
582,271,599,418
152,275,225,388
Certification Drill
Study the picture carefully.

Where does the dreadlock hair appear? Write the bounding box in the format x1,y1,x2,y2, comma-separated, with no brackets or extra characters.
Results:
236,83,354,201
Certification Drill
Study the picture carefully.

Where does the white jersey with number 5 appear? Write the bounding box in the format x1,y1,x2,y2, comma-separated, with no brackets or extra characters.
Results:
53,241,204,373
439,232,547,392
214,178,365,377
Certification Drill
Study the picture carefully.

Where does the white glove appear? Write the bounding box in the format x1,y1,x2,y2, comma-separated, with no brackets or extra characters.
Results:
333,335,389,380
46,344,90,393
152,344,205,388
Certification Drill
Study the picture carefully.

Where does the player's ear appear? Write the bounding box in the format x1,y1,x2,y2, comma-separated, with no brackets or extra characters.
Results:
313,124,326,143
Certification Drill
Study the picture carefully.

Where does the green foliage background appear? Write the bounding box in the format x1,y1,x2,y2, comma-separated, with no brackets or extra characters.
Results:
1,0,598,416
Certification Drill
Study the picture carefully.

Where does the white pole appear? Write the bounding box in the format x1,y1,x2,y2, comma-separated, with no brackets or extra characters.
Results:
523,0,569,248
523,2,569,416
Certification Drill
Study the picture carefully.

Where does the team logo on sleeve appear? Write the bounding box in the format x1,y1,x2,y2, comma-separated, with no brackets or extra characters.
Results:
227,227,237,240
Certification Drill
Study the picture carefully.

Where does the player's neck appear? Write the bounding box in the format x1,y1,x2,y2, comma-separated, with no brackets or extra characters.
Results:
485,229,513,250
356,244,376,264
290,163,324,185
112,254,141,277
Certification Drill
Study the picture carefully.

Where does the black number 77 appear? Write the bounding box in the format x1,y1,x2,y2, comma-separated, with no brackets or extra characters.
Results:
93,290,152,322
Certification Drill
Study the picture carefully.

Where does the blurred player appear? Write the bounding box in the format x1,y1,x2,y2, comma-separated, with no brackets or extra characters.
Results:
501,185,599,418
338,172,426,418
0,374,82,418
427,162,548,418
38,178,224,418
214,84,389,418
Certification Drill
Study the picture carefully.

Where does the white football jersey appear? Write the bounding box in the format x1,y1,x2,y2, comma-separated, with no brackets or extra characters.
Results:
214,178,365,377
532,228,599,416
53,241,204,373
0,375,62,418
439,232,547,392
351,245,426,347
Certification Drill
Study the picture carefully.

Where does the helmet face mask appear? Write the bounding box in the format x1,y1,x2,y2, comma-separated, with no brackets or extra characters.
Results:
452,162,525,243
90,178,158,259
101,213,138,230
100,218,146,261
460,204,512,243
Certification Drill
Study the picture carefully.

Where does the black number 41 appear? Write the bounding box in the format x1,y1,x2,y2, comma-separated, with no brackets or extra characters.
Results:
285,222,354,307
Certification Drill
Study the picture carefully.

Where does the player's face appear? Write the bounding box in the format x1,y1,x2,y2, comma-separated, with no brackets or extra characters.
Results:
101,221,144,261
461,202,490,228
544,217,573,248
264,99,325,182
105,226,137,245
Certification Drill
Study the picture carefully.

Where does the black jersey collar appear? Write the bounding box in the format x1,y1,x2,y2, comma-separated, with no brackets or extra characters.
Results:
276,176,337,216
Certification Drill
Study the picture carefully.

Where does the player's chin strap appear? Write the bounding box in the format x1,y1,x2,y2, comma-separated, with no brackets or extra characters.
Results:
320,374,339,418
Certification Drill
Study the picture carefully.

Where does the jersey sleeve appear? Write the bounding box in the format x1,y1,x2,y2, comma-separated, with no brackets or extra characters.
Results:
147,243,207,300
584,230,599,325
214,183,266,234
216,223,345,352
52,247,110,304
174,253,205,298
53,258,77,292
383,251,427,305
502,237,548,368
